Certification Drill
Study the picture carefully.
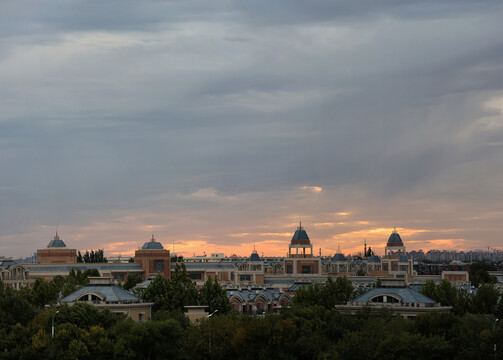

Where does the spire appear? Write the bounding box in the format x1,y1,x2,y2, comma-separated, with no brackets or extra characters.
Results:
337,243,341,254
151,233,155,242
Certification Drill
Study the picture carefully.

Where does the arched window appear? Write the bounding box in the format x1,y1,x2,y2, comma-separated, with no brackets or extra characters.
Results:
369,295,401,303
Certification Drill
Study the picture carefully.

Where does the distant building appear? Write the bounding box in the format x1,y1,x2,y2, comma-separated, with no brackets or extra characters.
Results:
227,287,292,314
36,233,77,264
61,277,153,322
284,223,321,276
134,234,171,280
335,279,452,319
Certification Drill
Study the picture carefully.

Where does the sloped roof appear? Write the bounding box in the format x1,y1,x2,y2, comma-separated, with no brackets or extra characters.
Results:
227,288,286,302
47,233,67,248
0,260,18,269
354,287,436,304
249,250,261,261
332,253,346,262
387,231,403,244
61,284,141,303
291,226,310,242
368,255,381,263
26,264,142,272
141,235,164,249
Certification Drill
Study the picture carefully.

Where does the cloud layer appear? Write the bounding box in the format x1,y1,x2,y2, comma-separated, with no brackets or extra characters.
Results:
1,1,503,257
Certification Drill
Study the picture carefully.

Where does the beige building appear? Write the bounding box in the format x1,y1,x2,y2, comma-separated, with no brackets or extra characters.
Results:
61,277,153,322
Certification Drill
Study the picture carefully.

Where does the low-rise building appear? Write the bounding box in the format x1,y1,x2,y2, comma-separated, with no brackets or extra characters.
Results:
335,281,452,319
61,277,153,322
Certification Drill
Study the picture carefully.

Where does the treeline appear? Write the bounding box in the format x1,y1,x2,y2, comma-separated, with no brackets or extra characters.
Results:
137,264,231,315
1,287,502,359
1,263,503,359
77,249,107,263
421,279,502,316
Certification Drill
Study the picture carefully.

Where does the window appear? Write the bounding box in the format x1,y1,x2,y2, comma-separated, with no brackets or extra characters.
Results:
240,275,251,281
114,274,124,281
286,265,293,274
189,273,202,280
154,260,164,272
302,265,313,274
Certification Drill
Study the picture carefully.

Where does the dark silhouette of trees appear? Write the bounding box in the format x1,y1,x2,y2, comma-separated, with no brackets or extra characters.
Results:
294,276,355,309
78,249,107,263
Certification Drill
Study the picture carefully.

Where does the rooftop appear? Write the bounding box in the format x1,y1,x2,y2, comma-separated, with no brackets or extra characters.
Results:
61,283,141,303
141,234,164,250
354,286,436,304
47,233,67,248
291,223,310,244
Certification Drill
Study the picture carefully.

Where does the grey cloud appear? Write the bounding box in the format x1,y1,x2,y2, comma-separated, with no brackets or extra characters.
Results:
1,1,503,256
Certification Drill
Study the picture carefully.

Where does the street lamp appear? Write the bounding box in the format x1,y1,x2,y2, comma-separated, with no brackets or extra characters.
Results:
206,310,218,318
206,310,218,354
494,318,499,360
51,310,59,339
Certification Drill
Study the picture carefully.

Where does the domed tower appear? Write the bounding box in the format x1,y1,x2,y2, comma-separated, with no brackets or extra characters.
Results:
134,234,171,280
284,223,320,276
384,228,406,256
288,222,313,258
37,233,77,264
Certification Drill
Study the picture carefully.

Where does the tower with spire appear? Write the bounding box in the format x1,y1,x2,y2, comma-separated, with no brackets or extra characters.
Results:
134,234,171,280
284,222,321,276
384,227,405,256
37,232,77,264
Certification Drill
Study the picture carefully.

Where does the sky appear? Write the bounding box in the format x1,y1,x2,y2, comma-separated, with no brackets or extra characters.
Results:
1,1,503,259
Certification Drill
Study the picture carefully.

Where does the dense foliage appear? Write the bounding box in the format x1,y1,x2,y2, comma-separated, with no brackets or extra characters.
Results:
420,279,500,315
294,276,354,309
139,264,231,315
1,267,502,359
1,288,502,360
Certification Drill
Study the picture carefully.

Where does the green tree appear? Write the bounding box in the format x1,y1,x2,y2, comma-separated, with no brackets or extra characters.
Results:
470,284,499,314
166,264,198,311
60,267,100,297
293,277,354,309
122,273,143,291
28,278,59,308
293,282,322,308
141,274,170,311
470,261,497,287
199,277,231,314
110,319,183,359
81,249,108,263
0,279,38,328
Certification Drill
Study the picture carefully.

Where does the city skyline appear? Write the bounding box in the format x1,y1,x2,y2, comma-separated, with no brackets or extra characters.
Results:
2,1,503,258
5,224,503,260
